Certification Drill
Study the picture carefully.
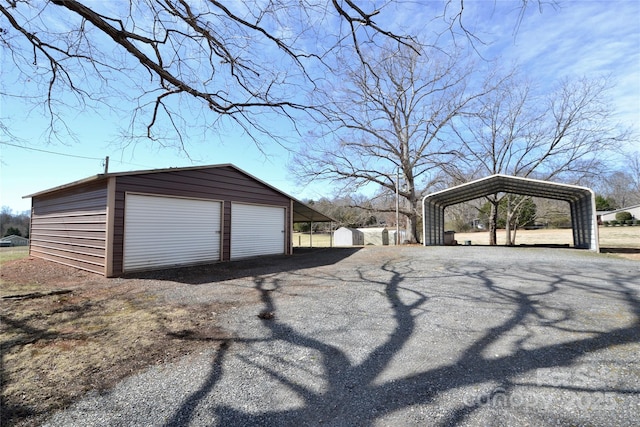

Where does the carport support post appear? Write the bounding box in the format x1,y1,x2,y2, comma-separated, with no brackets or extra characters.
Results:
330,222,334,247
309,221,313,248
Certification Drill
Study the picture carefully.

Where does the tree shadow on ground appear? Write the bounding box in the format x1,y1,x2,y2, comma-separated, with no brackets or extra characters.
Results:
162,253,640,426
123,248,361,285
600,247,640,254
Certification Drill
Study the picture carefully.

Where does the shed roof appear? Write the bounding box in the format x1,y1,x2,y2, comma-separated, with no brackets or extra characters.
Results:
357,227,389,233
24,164,334,223
0,235,29,243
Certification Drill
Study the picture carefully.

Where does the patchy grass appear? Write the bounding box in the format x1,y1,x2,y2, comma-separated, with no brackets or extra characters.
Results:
453,226,640,247
0,247,29,264
0,259,232,427
598,225,640,248
293,232,333,247
453,226,640,260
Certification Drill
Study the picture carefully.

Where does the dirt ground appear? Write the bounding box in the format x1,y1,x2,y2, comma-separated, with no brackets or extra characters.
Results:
0,258,242,427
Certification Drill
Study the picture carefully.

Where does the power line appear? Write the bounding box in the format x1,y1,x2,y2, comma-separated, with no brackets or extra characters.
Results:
1,141,104,160
0,141,151,168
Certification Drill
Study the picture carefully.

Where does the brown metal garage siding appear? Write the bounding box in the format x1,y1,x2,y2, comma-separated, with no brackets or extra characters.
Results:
109,166,291,276
30,181,108,274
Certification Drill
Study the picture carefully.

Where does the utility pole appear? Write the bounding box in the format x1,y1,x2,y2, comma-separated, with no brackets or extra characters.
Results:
396,167,400,245
103,156,109,174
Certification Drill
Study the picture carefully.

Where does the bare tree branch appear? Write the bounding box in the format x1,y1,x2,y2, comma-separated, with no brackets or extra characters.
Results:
0,0,414,148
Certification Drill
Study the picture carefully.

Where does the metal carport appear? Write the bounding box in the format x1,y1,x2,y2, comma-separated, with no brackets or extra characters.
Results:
292,200,334,223
422,174,599,251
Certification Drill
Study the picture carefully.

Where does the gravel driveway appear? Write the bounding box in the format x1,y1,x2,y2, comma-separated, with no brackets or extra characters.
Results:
43,246,640,426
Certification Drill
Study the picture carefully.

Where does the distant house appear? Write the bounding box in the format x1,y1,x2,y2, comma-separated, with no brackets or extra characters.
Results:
599,204,640,222
333,227,364,246
357,227,389,246
0,235,29,247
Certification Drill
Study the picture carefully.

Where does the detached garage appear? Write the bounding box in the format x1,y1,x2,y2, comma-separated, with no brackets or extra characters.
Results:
25,164,332,276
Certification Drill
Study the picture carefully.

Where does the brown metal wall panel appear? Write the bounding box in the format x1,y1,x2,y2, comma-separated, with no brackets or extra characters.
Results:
31,213,107,224
30,181,108,274
30,240,105,257
29,248,105,274
111,191,126,275
31,220,106,232
33,186,108,215
30,235,105,247
222,201,231,261
29,229,107,241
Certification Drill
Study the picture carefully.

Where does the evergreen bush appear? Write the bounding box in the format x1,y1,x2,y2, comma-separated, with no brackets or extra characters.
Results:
615,211,632,222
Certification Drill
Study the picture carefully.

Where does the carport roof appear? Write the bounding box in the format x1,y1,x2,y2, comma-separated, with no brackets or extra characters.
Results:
24,163,335,223
424,174,594,207
291,199,335,223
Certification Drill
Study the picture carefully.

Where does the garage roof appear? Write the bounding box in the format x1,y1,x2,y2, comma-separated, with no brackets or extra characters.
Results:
425,174,593,207
24,164,335,223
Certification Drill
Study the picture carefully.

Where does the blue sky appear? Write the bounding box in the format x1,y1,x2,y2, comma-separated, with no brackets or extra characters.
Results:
1,0,638,213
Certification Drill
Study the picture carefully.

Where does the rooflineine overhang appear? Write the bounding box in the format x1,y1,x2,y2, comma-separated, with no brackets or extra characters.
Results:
24,163,335,223
422,174,599,251
291,200,335,223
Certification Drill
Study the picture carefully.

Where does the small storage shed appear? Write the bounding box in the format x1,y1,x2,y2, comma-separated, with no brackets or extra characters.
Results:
388,229,407,245
357,227,389,246
333,227,364,246
24,164,332,276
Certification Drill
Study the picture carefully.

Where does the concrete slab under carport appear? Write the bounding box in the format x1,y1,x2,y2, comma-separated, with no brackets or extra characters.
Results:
422,174,599,251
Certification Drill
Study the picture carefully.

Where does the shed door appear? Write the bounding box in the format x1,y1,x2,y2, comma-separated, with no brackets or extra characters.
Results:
231,203,285,260
124,194,221,272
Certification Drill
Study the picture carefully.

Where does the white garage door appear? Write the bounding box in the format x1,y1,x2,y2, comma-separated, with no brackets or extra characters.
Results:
231,203,285,260
124,194,221,272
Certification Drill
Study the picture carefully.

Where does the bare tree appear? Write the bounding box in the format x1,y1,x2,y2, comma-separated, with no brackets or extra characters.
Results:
447,70,629,245
601,171,640,208
291,42,491,243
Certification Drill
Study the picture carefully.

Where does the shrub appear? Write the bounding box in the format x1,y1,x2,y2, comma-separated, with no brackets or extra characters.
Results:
602,221,610,227
625,220,634,226
610,220,619,226
615,211,633,222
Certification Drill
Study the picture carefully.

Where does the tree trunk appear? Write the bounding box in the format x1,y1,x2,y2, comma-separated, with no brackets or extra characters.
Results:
505,197,513,246
489,200,498,245
407,209,419,244
404,181,420,244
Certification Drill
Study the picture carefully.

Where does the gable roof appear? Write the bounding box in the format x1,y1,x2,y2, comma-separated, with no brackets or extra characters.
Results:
597,204,640,216
423,174,593,207
24,164,334,223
